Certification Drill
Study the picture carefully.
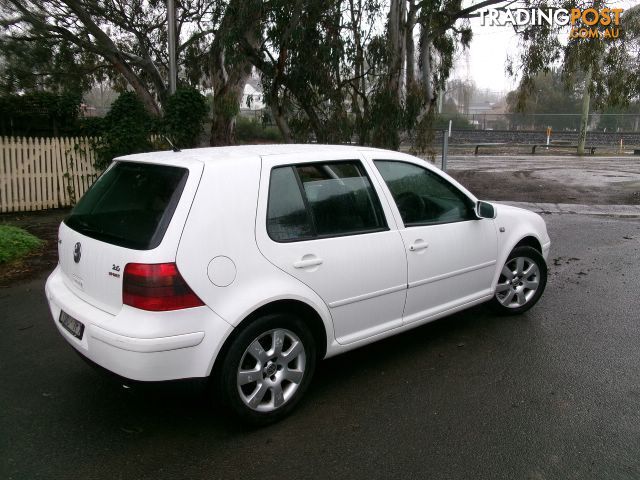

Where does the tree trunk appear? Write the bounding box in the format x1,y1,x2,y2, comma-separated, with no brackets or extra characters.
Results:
109,59,161,116
419,26,433,107
405,1,418,89
387,0,406,101
209,0,261,146
271,102,292,143
209,52,251,146
348,0,369,145
577,65,592,155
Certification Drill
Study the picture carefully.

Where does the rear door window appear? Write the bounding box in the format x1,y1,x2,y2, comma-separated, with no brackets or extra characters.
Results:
266,166,315,242
64,161,188,250
267,160,387,242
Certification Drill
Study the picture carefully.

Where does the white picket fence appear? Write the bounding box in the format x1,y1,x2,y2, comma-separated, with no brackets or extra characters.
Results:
0,136,100,213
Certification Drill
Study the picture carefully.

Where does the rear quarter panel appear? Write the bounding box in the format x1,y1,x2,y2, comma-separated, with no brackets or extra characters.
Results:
175,155,336,351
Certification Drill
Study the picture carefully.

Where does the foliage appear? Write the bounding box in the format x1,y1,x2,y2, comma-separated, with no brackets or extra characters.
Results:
94,92,151,169
75,117,106,137
506,70,582,130
0,225,43,264
161,87,209,148
235,117,283,143
597,103,640,132
0,91,81,137
509,2,640,113
1,0,532,148
368,89,404,149
1,0,221,115
432,113,472,130
0,34,100,96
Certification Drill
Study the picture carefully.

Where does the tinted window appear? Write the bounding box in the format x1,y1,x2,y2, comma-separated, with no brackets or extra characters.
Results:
267,167,314,242
267,161,387,242
375,160,474,226
64,162,188,250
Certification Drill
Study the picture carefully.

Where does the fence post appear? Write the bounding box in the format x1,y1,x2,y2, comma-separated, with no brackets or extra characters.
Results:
0,136,7,212
441,130,449,171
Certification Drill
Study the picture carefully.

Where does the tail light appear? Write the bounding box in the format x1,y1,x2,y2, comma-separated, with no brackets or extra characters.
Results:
123,263,204,311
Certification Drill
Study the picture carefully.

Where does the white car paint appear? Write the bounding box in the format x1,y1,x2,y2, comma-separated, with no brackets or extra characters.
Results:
45,144,550,382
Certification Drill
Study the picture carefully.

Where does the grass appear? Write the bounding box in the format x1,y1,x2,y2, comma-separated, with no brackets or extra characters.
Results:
0,225,44,264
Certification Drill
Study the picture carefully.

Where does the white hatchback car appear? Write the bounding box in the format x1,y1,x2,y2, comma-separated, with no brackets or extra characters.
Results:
45,145,550,423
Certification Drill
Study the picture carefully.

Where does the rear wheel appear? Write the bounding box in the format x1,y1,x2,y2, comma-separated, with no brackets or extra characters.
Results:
218,313,316,425
490,246,547,315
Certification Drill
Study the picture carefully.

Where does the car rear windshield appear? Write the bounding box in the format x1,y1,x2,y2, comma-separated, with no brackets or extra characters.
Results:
64,161,188,250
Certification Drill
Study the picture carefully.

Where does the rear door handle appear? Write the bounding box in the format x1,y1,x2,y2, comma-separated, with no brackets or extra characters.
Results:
409,240,429,252
293,257,324,268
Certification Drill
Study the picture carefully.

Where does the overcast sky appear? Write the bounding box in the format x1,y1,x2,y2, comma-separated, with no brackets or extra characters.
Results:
459,0,635,94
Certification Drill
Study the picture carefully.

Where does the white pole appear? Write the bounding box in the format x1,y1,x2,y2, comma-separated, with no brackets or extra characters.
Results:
442,131,449,171
448,119,452,138
168,0,177,94
546,126,551,149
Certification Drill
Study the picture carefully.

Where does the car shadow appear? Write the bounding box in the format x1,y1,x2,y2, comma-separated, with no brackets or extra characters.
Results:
59,302,528,435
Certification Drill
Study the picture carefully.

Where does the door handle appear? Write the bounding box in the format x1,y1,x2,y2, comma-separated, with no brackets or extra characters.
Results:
409,240,429,252
293,257,324,268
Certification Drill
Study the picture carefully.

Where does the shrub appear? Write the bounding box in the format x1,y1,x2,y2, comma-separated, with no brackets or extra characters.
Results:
432,113,472,130
0,91,81,137
236,116,283,143
75,117,105,137
161,87,208,148
94,92,151,169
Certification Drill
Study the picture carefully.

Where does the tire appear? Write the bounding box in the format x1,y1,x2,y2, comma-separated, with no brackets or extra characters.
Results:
490,246,547,315
217,313,316,425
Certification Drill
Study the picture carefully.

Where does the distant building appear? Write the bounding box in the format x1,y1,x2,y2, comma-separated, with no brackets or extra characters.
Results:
242,75,265,111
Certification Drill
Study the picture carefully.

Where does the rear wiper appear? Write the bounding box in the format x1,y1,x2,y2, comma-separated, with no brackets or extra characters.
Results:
68,218,104,236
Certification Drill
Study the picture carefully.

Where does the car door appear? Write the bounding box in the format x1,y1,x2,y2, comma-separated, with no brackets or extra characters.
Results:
255,152,408,345
368,156,498,324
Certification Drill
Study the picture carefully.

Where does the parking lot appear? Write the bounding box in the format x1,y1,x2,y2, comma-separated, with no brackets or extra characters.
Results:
445,154,640,206
2,211,639,480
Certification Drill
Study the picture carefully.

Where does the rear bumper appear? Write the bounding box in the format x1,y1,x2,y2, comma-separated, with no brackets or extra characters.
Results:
45,266,233,381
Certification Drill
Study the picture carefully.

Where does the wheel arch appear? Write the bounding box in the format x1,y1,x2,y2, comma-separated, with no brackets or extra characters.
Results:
492,231,546,292
209,298,328,379
513,235,542,254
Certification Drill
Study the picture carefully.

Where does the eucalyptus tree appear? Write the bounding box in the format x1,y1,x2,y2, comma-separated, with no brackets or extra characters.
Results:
0,0,218,115
508,1,640,153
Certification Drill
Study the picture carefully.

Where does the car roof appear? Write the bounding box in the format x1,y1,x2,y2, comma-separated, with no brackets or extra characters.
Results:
116,144,403,164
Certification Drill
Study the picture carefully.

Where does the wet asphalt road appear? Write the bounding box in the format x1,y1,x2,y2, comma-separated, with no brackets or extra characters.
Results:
1,213,640,480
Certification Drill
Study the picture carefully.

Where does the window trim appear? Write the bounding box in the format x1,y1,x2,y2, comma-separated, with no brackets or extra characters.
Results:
266,159,390,243
373,159,477,228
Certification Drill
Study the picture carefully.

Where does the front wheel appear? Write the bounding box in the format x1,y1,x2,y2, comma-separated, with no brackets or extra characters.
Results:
490,246,547,315
218,313,316,425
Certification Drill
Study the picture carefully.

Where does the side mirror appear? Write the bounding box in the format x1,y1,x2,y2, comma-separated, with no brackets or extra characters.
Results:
476,201,496,219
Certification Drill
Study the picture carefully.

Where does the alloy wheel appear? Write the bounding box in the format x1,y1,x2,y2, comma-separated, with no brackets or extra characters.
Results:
236,328,306,412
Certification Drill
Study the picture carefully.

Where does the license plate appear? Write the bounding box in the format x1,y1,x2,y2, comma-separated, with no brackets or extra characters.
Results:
59,311,85,340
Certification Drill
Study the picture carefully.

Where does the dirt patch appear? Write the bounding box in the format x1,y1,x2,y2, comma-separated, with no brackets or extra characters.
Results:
448,170,640,205
0,209,68,287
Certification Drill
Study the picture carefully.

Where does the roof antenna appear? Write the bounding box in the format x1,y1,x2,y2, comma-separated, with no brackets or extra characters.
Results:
164,136,180,152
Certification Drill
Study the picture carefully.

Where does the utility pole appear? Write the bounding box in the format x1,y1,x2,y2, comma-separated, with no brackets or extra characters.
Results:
167,0,177,94
577,64,592,155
